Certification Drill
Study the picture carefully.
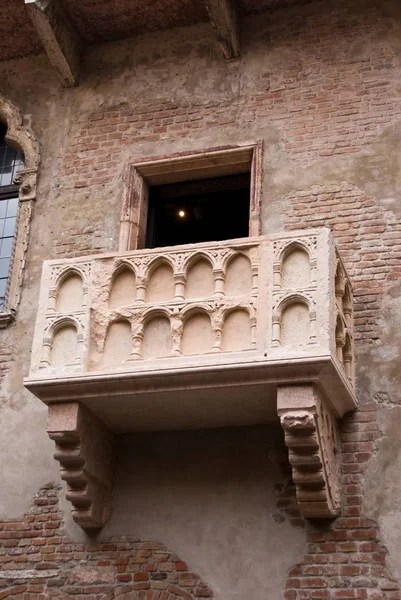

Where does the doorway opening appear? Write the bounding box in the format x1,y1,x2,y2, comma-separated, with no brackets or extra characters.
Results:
119,144,262,252
146,173,250,248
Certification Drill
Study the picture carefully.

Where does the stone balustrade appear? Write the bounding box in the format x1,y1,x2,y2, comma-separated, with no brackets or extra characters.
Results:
25,228,357,527
27,229,354,383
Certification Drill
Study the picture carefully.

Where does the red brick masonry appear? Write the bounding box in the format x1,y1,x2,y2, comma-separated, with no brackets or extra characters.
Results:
0,488,214,600
284,403,401,600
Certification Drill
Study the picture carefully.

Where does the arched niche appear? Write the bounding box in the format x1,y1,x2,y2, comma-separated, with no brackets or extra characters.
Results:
343,332,352,356
110,267,136,308
142,315,172,359
222,309,251,352
343,284,352,309
56,272,84,313
335,315,345,363
185,258,214,300
343,284,353,326
281,301,310,346
0,94,40,320
103,320,132,367
181,311,213,355
50,324,78,366
146,261,174,303
335,315,343,338
225,254,252,296
282,246,310,289
343,332,353,381
335,262,346,312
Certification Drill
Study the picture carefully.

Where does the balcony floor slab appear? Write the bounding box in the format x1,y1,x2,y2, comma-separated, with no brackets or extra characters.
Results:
25,353,356,432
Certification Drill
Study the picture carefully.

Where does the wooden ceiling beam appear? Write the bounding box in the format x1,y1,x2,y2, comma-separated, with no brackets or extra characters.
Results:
25,0,82,87
205,0,241,60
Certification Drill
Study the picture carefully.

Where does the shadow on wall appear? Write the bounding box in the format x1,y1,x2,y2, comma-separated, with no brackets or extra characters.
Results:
98,424,306,600
363,404,401,586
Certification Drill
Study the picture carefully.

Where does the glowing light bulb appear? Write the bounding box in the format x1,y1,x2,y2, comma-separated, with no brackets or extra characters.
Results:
178,210,186,218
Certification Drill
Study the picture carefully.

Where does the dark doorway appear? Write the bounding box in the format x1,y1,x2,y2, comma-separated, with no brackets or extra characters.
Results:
146,173,251,249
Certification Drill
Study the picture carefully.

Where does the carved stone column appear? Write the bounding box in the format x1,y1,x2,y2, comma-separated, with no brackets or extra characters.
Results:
277,384,341,519
47,402,114,529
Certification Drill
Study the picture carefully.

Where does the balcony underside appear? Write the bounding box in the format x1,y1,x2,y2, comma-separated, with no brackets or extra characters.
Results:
26,352,355,432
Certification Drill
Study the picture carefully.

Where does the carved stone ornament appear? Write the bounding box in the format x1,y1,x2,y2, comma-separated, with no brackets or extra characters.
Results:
0,94,40,328
277,384,341,519
47,402,114,529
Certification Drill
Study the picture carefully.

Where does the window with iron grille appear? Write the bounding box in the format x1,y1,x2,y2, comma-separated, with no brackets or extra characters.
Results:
0,123,23,310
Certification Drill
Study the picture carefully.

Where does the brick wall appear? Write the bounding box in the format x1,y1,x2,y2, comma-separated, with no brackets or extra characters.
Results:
55,2,401,351
60,4,401,193
283,183,401,345
284,404,401,600
0,486,214,600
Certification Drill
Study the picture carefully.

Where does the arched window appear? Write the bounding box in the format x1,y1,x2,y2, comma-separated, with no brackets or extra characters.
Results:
0,94,39,327
0,123,23,310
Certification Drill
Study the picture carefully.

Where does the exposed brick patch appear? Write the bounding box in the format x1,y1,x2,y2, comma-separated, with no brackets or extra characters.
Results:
0,486,214,599
283,182,401,345
284,403,401,599
54,3,401,262
61,5,401,190
53,222,106,259
252,3,401,162
49,3,401,262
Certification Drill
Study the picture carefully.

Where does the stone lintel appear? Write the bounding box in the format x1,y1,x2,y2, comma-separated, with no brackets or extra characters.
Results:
277,384,341,520
25,0,82,87
204,0,240,60
47,402,113,529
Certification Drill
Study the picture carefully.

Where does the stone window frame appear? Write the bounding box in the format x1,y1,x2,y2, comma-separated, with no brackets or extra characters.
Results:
0,94,40,328
119,142,263,252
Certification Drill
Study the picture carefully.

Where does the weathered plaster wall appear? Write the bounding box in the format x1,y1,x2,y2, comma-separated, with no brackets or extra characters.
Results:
60,426,304,600
360,279,401,586
1,0,401,598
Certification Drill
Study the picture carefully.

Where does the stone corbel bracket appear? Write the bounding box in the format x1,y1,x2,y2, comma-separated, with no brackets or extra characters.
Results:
47,402,114,529
277,384,341,519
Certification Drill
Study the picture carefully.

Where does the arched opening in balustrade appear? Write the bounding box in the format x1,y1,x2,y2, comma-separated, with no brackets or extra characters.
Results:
56,271,84,313
142,313,172,359
181,310,213,355
110,265,137,308
185,255,214,300
103,320,133,366
281,244,311,290
146,260,175,303
280,299,310,346
50,322,79,367
225,254,252,296
222,308,252,352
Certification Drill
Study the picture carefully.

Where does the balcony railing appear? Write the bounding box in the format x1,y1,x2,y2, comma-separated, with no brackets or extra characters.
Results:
25,229,357,526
